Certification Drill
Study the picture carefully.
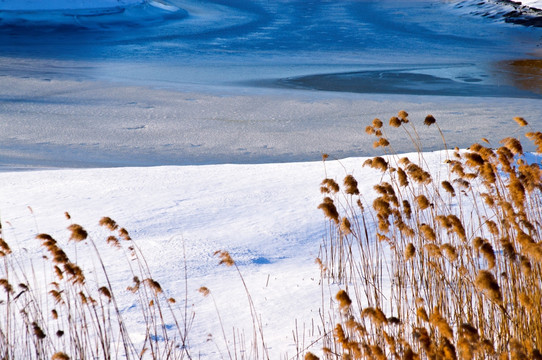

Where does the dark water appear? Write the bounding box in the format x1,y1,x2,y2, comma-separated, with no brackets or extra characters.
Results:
0,0,541,97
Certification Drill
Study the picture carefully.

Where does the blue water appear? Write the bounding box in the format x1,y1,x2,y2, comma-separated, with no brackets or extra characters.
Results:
0,0,540,96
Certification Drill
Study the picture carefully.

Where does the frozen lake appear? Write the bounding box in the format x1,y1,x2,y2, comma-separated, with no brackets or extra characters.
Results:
0,0,541,168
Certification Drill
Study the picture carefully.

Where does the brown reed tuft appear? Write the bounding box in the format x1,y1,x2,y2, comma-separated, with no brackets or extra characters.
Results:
420,224,436,242
398,110,409,121
405,243,416,260
526,131,542,152
424,114,436,126
198,286,210,297
67,224,88,242
441,243,458,261
99,216,119,231
0,237,11,256
361,307,388,325
514,116,528,127
144,278,163,294
32,321,46,340
106,235,121,248
305,352,320,360
98,286,112,300
480,241,496,269
118,227,131,241
322,178,340,193
397,167,409,187
441,181,455,196
406,163,431,184
336,289,352,312
475,270,502,303
214,250,235,267
372,118,383,129
52,352,70,360
318,197,340,224
389,116,402,128
340,217,352,235
365,125,375,135
416,195,431,210
343,175,359,195
500,137,523,155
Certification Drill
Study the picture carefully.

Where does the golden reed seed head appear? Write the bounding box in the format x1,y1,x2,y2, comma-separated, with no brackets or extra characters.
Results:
32,321,46,340
304,352,320,360
371,157,389,171
99,217,118,231
340,217,352,235
322,178,340,193
67,224,87,242
441,243,458,261
336,289,352,311
403,200,412,220
441,181,455,196
465,152,485,167
405,243,416,260
118,228,131,241
480,242,496,269
389,116,402,128
52,352,70,360
0,238,11,256
361,307,388,325
106,236,121,248
526,131,542,152
343,175,359,195
144,278,163,294
214,250,235,266
64,212,71,220
397,167,409,187
372,118,383,129
475,270,502,303
500,137,523,155
198,286,210,297
318,197,340,224
424,114,436,126
513,116,528,127
420,224,436,242
0,279,13,294
334,324,347,345
398,110,409,120
416,195,431,210
365,125,375,135
448,215,467,241
378,137,390,147
322,153,329,161
98,286,112,300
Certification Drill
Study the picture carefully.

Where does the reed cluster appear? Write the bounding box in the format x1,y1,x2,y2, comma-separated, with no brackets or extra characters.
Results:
0,216,193,359
314,113,542,359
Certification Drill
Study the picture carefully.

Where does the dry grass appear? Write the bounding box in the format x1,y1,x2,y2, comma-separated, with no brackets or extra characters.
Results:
314,111,542,359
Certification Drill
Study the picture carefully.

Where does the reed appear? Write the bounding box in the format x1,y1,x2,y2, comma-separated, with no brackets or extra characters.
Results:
314,112,542,359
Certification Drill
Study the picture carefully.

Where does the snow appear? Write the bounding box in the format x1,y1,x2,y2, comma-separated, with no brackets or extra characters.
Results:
0,151,453,357
519,0,542,9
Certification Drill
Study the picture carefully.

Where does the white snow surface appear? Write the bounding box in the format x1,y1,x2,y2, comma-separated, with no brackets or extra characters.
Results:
520,0,542,9
3,153,442,357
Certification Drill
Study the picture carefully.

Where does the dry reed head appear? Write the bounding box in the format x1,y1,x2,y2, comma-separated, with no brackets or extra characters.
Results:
514,117,528,127
99,216,118,231
198,286,210,297
397,167,409,187
424,115,436,126
389,116,402,128
398,110,409,121
32,322,46,340
361,307,388,325
372,118,383,129
118,228,131,241
67,224,87,242
500,137,523,155
475,270,502,304
0,237,11,256
441,180,455,196
419,224,436,242
322,178,340,193
98,286,112,301
318,197,340,224
415,195,431,210
106,236,121,248
336,289,352,312
52,352,70,360
305,352,320,360
340,217,352,235
214,250,235,266
405,243,416,260
344,175,359,195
